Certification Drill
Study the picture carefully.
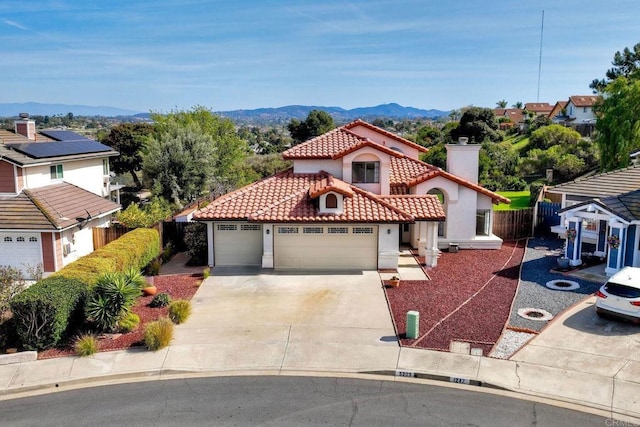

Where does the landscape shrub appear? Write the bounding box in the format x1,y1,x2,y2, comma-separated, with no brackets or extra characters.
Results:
168,300,192,324
74,334,98,357
184,222,207,266
0,266,25,317
144,317,174,351
118,312,140,333
85,271,142,332
11,277,86,350
202,267,210,279
149,292,171,308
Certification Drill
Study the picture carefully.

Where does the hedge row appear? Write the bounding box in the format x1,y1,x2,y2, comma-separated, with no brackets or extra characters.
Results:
10,277,86,350
11,228,161,350
52,228,161,287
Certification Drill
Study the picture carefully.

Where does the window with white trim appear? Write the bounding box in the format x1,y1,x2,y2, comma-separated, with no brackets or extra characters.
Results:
217,224,237,231
278,227,299,234
50,164,63,180
328,227,348,234
476,210,491,236
353,227,374,234
303,227,323,234
240,224,261,231
352,162,380,183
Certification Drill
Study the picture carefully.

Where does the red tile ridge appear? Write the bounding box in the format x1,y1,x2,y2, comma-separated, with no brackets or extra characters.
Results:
348,186,415,222
407,168,510,204
308,172,354,199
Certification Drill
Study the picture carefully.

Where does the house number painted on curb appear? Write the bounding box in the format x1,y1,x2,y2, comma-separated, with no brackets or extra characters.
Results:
450,377,470,385
395,370,416,378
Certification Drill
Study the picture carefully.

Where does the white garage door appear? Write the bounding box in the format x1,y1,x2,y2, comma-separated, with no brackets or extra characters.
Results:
0,232,42,273
274,225,378,270
214,222,263,266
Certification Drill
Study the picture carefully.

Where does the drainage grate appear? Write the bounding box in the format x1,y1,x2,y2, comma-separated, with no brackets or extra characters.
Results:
546,279,580,291
517,307,553,321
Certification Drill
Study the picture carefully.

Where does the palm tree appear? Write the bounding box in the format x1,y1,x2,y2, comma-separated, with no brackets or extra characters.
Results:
496,100,508,108
512,101,523,109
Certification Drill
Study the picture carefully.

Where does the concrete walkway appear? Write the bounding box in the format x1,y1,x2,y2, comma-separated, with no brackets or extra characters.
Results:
0,267,638,422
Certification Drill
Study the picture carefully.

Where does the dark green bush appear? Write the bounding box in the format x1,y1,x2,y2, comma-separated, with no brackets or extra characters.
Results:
150,292,171,308
11,277,86,350
529,181,545,207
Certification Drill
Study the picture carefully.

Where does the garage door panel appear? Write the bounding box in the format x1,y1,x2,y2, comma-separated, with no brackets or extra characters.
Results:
274,225,377,270
0,232,42,274
214,223,262,266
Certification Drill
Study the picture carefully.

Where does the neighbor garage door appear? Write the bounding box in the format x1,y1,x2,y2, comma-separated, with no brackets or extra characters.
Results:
0,232,42,272
274,225,378,270
213,222,263,266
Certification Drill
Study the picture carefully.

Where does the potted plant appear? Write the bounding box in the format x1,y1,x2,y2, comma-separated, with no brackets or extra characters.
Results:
389,276,400,288
143,276,157,296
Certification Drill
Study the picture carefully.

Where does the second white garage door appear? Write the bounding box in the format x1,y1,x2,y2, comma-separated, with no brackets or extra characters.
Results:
214,222,263,266
274,225,378,270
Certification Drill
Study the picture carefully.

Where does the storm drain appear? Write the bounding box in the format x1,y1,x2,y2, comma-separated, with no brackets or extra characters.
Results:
546,279,580,291
517,308,553,321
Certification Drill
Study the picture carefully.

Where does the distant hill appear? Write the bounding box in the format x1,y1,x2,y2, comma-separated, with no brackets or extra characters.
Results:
218,103,449,125
0,102,141,117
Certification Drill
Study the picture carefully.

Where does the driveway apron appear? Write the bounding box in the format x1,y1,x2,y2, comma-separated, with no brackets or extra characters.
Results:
166,268,400,373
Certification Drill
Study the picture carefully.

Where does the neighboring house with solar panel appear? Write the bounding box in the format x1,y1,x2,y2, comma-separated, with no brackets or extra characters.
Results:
193,120,510,271
0,115,121,277
545,165,640,275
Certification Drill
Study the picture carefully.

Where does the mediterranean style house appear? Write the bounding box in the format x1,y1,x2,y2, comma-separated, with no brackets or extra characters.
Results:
194,120,509,271
0,115,121,277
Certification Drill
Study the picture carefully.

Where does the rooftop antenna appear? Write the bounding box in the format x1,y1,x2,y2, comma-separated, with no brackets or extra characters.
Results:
537,10,544,102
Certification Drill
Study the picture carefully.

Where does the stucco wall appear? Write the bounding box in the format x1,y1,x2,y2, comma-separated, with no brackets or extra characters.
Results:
293,159,342,177
23,158,105,195
348,124,420,158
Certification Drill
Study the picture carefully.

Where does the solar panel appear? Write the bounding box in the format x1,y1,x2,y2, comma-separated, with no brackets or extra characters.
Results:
39,130,89,141
7,141,114,159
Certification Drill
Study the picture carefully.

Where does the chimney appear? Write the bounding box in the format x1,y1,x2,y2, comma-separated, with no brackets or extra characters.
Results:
14,113,36,141
445,137,481,184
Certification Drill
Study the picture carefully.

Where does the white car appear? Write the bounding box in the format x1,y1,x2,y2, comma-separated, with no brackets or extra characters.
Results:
595,267,640,323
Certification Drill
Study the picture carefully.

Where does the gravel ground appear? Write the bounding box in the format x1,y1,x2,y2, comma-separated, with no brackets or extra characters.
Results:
508,236,601,332
489,330,536,359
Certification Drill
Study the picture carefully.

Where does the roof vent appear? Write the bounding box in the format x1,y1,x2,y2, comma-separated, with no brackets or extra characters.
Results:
458,137,468,145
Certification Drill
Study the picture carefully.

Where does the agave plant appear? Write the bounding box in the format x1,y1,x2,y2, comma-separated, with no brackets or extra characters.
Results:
86,271,143,332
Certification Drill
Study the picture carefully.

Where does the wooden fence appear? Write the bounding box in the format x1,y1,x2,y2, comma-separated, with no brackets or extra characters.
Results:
492,208,534,240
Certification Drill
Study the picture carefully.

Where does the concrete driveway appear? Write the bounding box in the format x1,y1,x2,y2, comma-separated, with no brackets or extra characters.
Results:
167,268,400,373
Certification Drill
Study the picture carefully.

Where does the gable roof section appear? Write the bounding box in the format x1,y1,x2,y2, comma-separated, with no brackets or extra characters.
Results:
342,119,428,153
525,103,553,113
379,195,446,221
568,95,599,108
391,156,510,205
559,190,640,223
549,101,568,118
193,170,415,223
0,182,121,230
549,165,640,198
308,174,354,198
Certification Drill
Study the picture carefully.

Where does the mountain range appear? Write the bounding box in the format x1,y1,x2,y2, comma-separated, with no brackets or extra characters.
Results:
0,102,449,123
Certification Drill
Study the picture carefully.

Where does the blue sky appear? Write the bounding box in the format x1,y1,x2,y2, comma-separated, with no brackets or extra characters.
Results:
1,1,639,113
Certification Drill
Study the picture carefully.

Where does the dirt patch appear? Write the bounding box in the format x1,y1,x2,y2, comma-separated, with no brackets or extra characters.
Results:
384,240,525,355
38,274,201,359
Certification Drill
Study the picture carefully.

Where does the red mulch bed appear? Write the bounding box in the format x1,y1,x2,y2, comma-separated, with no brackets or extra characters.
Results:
384,240,526,355
38,274,201,359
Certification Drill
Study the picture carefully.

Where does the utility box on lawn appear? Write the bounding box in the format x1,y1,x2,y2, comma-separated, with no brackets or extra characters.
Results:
406,310,419,339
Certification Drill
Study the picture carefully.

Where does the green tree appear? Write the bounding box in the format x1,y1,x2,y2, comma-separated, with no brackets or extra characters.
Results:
496,100,508,108
590,42,640,92
143,123,216,206
101,123,154,189
287,110,335,144
528,124,581,151
512,101,523,109
148,107,256,197
116,197,172,228
594,77,640,171
414,125,442,147
450,107,501,143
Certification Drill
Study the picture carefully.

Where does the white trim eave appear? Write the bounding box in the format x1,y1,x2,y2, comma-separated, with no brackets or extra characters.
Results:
562,203,630,225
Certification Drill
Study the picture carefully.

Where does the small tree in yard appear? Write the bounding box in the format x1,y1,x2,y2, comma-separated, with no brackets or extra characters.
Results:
0,266,24,319
184,223,208,266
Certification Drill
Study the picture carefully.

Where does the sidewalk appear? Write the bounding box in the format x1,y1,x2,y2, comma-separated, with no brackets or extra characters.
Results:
0,261,638,422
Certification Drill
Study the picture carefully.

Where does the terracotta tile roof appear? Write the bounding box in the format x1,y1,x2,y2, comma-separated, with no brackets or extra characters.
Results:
405,167,511,205
282,119,427,160
342,119,428,153
549,165,640,198
548,101,568,118
193,170,414,223
0,182,121,230
524,102,553,113
308,174,354,198
504,108,524,123
379,195,446,220
569,95,599,108
389,156,435,185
